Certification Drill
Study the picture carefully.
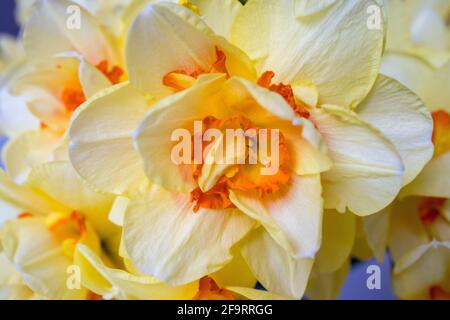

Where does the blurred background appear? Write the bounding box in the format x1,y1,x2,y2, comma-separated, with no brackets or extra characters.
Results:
0,0,397,300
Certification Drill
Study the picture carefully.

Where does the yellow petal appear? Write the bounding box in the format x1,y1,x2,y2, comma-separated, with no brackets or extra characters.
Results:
75,244,199,299
231,0,384,108
417,60,450,112
27,161,119,239
2,130,61,184
0,169,64,216
0,79,40,138
1,217,88,299
229,174,322,259
306,258,350,300
393,241,450,300
240,228,313,299
400,153,450,199
357,75,434,186
312,105,404,215
190,0,242,39
363,206,390,262
123,184,255,285
381,53,433,94
226,286,290,300
388,198,429,263
134,74,227,193
126,2,216,97
69,82,150,194
23,0,117,65
314,210,355,273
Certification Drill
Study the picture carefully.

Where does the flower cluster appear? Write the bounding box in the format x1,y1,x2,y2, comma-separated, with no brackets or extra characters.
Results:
0,0,448,300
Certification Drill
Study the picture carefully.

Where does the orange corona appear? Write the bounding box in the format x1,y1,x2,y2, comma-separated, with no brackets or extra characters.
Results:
193,276,235,300
190,115,290,212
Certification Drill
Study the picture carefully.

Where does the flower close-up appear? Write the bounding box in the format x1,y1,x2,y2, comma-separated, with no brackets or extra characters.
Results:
0,0,448,304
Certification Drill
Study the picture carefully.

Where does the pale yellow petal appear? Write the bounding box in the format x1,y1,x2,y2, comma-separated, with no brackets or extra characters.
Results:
2,130,61,184
75,244,198,299
230,174,322,259
240,228,313,299
393,241,450,300
23,0,117,65
134,74,227,193
231,0,384,108
27,161,119,239
69,82,150,194
1,218,88,299
0,169,64,216
400,153,450,199
191,0,242,39
126,2,216,97
357,75,434,186
312,105,404,215
314,210,355,273
123,184,255,285
306,259,350,300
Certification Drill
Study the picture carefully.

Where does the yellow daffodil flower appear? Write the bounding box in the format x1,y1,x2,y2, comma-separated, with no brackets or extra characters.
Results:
1,0,126,184
0,161,120,299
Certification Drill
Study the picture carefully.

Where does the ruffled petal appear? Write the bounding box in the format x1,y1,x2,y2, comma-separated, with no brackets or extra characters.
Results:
240,228,313,299
357,75,434,186
229,174,322,259
123,184,255,285
69,82,150,194
312,105,404,215
231,0,384,108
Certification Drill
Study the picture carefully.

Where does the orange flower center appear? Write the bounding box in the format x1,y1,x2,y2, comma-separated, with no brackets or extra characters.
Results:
432,110,450,158
418,197,446,225
430,286,450,300
46,211,87,257
258,71,310,118
163,47,228,92
59,60,123,114
61,87,86,113
96,60,124,85
190,115,290,212
193,276,235,300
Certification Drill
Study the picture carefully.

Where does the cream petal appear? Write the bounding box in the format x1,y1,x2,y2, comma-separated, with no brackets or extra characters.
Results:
314,210,355,273
226,287,290,300
2,130,60,184
69,82,150,194
388,198,430,263
126,2,216,97
400,153,450,199
191,0,242,39
75,244,198,299
381,52,434,94
229,174,323,259
0,83,39,138
23,0,117,65
393,241,450,300
134,74,228,193
231,0,384,108
312,105,404,215
357,75,434,186
1,218,88,299
0,169,64,216
362,206,390,262
123,185,255,285
417,60,450,112
240,228,313,299
27,161,118,239
306,258,350,300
